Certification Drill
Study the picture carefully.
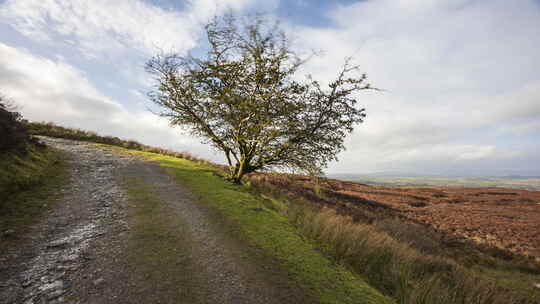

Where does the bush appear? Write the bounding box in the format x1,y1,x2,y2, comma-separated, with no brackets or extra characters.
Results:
0,97,29,153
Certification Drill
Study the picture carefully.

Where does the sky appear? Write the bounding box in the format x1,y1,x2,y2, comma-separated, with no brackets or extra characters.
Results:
0,0,539,176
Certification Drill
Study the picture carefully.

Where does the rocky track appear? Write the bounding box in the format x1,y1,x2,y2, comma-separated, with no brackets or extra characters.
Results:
0,137,131,303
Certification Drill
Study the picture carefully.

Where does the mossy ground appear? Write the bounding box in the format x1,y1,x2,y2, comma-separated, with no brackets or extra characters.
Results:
116,147,393,304
0,144,69,234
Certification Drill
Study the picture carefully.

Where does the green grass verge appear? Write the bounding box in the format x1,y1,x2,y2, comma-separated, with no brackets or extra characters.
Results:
120,149,393,304
123,177,207,302
0,144,69,234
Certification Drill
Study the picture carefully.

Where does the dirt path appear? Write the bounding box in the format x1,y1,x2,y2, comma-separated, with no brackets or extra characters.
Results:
0,137,308,304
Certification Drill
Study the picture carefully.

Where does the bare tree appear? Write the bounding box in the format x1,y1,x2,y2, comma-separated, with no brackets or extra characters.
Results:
146,14,373,183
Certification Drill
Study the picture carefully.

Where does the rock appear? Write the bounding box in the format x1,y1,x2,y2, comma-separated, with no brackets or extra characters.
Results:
46,288,66,301
48,240,69,249
41,280,63,291
93,278,105,286
21,280,33,288
2,229,15,238
534,282,540,289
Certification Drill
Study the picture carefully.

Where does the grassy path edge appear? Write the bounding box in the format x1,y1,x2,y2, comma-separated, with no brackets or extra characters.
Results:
123,148,393,304
0,145,69,234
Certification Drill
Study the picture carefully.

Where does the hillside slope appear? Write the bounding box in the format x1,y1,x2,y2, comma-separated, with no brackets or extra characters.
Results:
16,122,540,303
0,104,68,235
0,137,391,304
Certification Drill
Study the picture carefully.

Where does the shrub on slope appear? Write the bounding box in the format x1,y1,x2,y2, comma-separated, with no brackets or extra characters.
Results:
0,98,68,233
0,97,29,153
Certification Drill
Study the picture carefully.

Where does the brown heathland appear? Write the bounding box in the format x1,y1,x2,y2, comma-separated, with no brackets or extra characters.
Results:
249,173,540,260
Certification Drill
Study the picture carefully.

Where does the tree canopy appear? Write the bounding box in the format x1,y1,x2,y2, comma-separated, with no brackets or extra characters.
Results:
146,14,373,183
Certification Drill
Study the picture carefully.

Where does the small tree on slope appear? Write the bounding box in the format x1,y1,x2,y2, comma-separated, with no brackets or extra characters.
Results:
146,14,373,183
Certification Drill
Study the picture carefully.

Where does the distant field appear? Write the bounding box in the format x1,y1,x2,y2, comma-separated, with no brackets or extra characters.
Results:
331,175,540,190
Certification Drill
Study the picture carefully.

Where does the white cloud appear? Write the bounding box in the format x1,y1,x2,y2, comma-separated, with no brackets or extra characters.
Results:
455,145,495,161
288,0,540,174
0,0,255,58
0,44,122,119
0,42,220,160
503,120,540,135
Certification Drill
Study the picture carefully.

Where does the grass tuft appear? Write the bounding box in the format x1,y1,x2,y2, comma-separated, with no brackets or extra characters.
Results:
288,207,536,303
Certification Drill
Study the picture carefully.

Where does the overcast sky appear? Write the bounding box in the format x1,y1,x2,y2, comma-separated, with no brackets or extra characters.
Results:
1,0,539,176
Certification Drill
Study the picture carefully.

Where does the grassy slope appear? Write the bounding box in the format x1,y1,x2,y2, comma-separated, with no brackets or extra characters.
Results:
250,174,540,302
0,144,69,234
119,148,393,304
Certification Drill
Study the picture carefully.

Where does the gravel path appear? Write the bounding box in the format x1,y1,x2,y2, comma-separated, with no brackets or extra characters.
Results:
0,137,131,303
0,137,308,304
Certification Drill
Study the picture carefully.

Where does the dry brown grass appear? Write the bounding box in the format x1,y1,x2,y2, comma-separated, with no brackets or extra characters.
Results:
247,172,540,304
289,207,530,303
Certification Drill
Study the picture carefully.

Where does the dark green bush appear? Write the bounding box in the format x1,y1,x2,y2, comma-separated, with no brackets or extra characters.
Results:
0,99,29,153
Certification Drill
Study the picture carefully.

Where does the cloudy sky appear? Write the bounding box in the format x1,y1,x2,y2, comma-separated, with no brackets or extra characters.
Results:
1,0,539,176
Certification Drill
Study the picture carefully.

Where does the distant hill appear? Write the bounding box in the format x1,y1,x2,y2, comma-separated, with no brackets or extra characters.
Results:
327,174,540,190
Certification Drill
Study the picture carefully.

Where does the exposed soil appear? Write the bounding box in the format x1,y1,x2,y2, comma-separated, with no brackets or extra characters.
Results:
253,174,540,260
0,137,308,304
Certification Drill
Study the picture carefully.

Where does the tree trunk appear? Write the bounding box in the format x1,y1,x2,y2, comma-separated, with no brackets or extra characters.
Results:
229,159,245,184
229,158,253,184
